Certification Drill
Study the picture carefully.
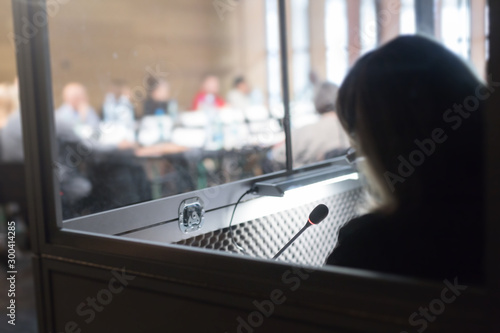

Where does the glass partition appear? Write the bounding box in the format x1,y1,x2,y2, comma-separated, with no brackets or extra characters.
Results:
47,0,285,219
41,0,489,249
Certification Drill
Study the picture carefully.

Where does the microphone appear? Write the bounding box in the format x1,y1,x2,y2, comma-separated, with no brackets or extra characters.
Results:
272,204,329,260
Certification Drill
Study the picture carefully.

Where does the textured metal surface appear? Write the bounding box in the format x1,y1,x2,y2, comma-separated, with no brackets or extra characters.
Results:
176,187,362,266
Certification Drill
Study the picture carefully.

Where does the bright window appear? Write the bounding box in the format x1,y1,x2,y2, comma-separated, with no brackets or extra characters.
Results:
400,0,416,34
325,0,349,86
441,0,471,60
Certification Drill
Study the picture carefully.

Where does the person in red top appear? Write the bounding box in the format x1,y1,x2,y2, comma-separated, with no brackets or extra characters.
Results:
191,75,226,110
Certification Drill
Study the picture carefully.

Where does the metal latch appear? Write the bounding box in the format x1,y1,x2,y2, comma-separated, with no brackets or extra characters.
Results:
178,197,205,233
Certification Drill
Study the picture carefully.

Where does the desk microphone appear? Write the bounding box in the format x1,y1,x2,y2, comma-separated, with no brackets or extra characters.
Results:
272,204,329,260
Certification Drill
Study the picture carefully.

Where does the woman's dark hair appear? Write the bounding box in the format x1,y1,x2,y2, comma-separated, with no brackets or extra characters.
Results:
337,35,484,214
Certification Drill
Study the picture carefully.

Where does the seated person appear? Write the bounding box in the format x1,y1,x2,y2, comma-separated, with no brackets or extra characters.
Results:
3,85,148,219
326,36,485,284
2,100,93,218
227,76,262,110
0,80,18,129
102,79,135,126
56,82,100,130
1,111,23,163
271,81,349,168
0,79,21,161
142,77,176,117
191,75,225,110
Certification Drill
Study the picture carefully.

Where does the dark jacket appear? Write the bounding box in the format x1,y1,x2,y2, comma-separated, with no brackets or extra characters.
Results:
327,206,484,284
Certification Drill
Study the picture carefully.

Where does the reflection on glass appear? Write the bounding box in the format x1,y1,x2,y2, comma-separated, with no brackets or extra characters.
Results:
48,0,285,219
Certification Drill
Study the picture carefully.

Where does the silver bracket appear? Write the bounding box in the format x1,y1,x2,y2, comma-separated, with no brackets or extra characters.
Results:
178,197,205,233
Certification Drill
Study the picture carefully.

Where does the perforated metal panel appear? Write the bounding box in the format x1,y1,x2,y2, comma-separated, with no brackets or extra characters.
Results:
176,187,362,266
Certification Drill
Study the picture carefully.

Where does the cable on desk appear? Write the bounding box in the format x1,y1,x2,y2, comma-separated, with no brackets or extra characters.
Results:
228,188,254,255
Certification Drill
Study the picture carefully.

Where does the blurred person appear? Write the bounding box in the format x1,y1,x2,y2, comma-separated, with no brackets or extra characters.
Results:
326,36,485,283
0,80,22,162
191,75,225,110
0,81,19,129
227,76,262,110
0,112,23,162
2,80,145,218
271,81,349,168
142,77,177,117
227,76,250,110
102,79,135,125
0,80,93,216
294,70,321,102
56,82,100,129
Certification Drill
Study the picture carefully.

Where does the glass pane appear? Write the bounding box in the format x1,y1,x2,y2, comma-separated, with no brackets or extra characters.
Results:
273,0,350,171
47,0,285,219
281,0,487,170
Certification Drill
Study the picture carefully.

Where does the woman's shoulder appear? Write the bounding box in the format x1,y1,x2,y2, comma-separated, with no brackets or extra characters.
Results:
325,212,396,267
336,212,388,238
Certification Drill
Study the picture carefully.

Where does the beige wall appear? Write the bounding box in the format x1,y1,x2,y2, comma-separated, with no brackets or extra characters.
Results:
1,0,488,113
45,0,268,114
0,1,17,84
309,0,327,82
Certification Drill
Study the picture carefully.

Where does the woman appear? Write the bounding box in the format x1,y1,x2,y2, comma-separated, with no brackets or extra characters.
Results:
327,36,485,284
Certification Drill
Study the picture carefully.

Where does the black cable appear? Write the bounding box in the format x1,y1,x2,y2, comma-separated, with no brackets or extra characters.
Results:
228,189,254,254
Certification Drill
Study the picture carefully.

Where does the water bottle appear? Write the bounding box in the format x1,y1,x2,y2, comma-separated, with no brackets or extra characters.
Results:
155,108,165,142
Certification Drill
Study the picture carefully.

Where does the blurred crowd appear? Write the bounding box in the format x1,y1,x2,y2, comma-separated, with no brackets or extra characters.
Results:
0,73,348,219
